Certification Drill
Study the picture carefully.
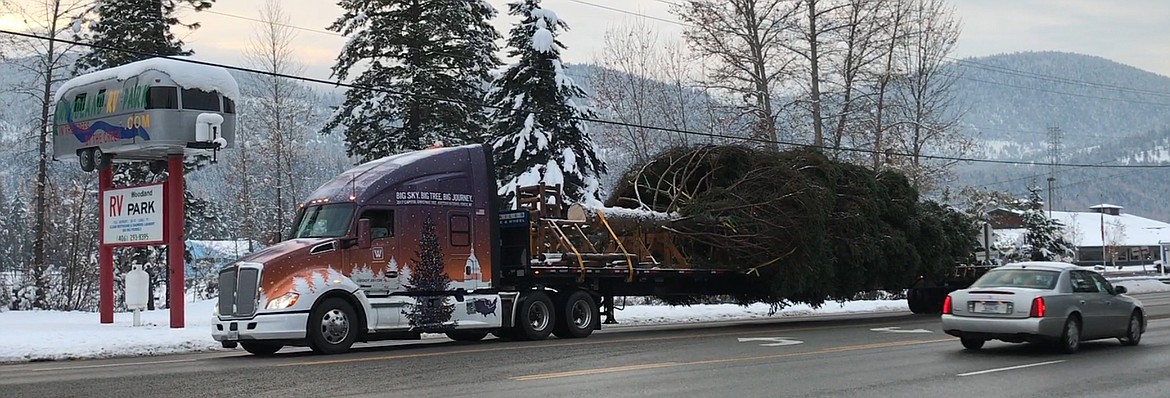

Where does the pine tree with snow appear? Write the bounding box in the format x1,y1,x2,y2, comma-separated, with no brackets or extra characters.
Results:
75,0,214,72
403,214,454,329
324,0,502,162
1004,186,1075,262
485,0,606,207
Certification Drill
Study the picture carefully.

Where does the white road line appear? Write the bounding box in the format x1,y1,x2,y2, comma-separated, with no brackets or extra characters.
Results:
957,360,1065,377
31,358,197,372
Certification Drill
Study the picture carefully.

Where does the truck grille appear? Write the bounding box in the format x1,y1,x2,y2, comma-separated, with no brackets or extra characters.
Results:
218,265,260,318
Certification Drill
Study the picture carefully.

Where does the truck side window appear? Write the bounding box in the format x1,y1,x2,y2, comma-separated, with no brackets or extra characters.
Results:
361,209,394,239
450,214,470,246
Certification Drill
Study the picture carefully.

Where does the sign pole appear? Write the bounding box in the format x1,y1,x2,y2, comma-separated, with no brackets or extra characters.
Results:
99,164,115,324
167,154,185,328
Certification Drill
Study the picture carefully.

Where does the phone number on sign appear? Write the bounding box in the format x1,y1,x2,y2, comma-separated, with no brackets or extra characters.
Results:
116,233,153,242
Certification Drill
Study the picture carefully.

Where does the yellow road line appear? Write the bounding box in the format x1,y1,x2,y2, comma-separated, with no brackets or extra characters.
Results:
282,318,934,367
510,337,956,381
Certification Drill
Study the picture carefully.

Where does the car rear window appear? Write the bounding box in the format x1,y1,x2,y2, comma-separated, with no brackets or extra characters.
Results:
970,269,1060,289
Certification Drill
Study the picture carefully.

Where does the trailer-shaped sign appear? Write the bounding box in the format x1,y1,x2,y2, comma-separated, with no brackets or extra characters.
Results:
52,57,238,171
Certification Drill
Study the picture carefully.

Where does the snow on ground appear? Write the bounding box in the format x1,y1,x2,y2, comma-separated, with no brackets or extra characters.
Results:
2,278,1167,363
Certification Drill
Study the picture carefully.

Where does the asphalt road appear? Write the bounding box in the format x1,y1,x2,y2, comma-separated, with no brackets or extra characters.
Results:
4,292,1170,398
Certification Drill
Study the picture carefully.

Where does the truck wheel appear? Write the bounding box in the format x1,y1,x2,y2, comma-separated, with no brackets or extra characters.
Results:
907,290,924,314
552,291,598,339
308,297,358,355
446,331,489,342
515,291,555,341
240,342,283,356
78,148,96,172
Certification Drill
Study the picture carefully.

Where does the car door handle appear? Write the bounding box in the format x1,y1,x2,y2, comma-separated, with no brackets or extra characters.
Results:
1079,300,1086,305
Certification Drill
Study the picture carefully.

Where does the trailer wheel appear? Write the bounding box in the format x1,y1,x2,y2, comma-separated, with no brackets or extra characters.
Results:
514,291,555,341
308,297,358,354
240,342,283,356
78,148,96,172
446,331,489,342
553,291,598,339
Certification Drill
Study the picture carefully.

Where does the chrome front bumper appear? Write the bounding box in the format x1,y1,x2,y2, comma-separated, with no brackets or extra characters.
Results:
212,312,308,342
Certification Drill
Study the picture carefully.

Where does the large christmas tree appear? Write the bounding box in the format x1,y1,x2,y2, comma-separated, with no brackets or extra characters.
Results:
324,0,501,161
404,214,454,329
485,0,605,207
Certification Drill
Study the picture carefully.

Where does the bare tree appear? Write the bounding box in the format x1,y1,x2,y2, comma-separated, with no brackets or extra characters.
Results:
675,0,797,149
591,20,661,165
887,0,968,190
244,0,316,241
823,0,890,157
0,0,91,309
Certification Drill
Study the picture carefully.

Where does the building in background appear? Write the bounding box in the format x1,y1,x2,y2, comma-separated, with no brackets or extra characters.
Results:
989,204,1170,268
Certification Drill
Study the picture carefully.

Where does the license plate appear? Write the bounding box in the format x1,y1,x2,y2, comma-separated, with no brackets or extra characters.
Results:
973,301,1012,314
227,330,239,340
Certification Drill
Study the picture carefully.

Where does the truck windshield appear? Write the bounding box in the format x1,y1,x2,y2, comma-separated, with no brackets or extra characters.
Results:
292,204,355,238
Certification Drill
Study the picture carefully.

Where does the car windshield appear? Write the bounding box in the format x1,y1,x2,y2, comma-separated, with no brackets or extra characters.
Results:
292,204,354,238
970,269,1060,289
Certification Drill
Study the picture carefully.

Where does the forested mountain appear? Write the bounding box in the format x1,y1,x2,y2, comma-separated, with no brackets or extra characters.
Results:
951,52,1170,221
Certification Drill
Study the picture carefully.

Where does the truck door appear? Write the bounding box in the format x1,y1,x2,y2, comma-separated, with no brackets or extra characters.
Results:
354,207,406,329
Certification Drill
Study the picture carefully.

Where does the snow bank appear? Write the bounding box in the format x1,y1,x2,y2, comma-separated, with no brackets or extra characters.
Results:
0,300,221,363
1113,278,1170,294
610,300,908,326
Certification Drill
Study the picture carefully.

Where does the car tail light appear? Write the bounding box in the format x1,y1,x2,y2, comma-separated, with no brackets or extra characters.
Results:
942,295,953,314
1030,297,1046,317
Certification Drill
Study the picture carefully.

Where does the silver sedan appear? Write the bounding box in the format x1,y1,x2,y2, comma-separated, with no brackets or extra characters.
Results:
940,261,1145,353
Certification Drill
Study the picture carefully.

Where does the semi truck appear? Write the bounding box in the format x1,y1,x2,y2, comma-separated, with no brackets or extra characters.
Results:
212,144,759,355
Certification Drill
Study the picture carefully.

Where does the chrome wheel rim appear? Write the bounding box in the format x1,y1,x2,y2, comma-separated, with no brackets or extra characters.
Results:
571,300,592,329
529,301,550,331
1066,321,1079,349
1129,316,1141,341
321,309,350,344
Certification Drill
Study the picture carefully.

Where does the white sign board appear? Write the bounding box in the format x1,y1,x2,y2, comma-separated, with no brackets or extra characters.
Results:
103,184,165,245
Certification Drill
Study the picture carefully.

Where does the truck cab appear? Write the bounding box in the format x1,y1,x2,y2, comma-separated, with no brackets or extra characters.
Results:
212,144,513,355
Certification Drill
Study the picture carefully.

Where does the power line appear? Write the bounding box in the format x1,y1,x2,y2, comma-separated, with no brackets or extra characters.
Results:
947,56,1170,99
562,0,688,26
4,28,1170,170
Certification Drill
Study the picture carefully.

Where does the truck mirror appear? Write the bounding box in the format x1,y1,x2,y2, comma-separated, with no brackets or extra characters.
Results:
357,218,371,249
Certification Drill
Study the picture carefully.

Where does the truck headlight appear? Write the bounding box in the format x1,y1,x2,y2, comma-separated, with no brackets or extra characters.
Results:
266,292,300,310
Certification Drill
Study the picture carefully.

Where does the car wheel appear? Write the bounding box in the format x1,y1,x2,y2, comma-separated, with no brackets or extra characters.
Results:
240,342,283,356
1058,315,1081,354
961,337,985,350
1120,311,1143,346
308,297,358,355
446,331,489,342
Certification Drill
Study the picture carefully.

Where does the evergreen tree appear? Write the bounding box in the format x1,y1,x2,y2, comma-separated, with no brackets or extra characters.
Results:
404,214,454,329
324,0,502,162
485,0,605,207
75,0,214,72
0,189,13,273
1004,186,1074,262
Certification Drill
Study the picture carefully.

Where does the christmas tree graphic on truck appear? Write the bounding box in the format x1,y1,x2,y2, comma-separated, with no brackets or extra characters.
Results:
403,214,455,330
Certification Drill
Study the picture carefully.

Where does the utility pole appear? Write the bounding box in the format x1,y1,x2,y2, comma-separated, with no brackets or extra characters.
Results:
1046,126,1063,217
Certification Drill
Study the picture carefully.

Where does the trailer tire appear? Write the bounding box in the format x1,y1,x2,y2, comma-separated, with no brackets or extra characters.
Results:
552,291,598,339
514,291,555,341
446,331,489,342
78,148,96,172
240,342,283,356
308,297,358,355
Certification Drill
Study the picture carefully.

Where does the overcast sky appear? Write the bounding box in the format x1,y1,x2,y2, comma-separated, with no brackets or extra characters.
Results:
5,0,1170,82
